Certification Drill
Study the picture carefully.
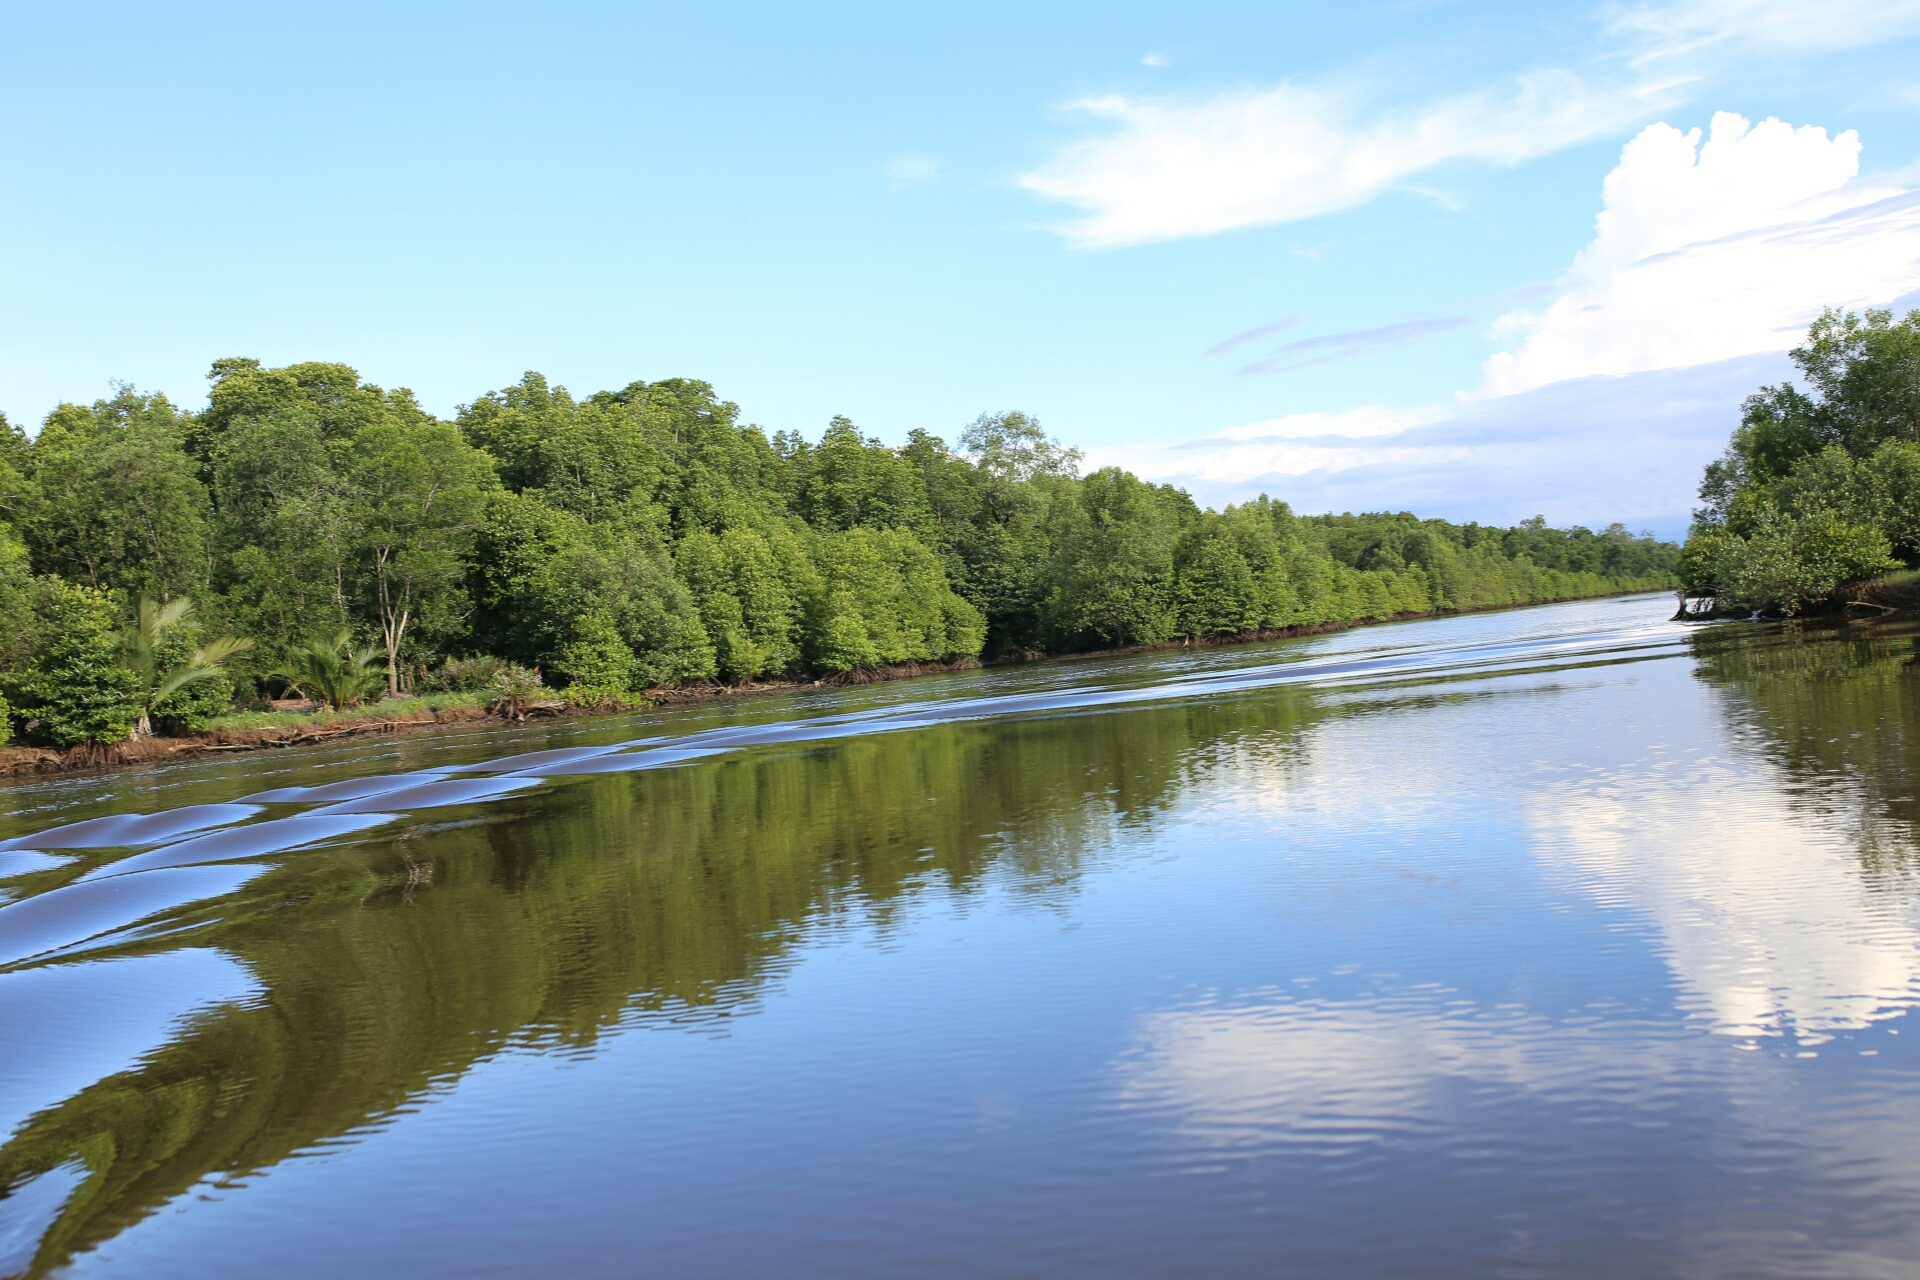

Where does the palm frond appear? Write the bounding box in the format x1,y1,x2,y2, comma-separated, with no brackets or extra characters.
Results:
270,632,384,710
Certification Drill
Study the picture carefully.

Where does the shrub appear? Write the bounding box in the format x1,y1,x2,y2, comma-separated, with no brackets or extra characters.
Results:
561,684,637,711
428,654,508,692
12,580,142,746
1710,507,1900,616
271,631,385,711
151,663,236,734
490,664,545,718
121,596,251,735
553,609,634,691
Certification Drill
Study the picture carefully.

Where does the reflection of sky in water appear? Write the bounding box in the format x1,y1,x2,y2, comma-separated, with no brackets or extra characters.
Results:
0,949,262,1141
1540,778,1920,1042
7,597,1920,1278
0,1160,86,1276
1121,637,1920,1166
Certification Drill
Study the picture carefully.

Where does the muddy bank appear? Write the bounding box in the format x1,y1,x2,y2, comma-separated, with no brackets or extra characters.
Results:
0,701,500,777
0,591,1664,781
0,657,989,779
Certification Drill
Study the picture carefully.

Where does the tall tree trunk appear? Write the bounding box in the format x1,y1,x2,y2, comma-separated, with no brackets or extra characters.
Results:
383,603,410,697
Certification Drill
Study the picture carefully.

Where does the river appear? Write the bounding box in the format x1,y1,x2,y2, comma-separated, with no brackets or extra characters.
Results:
2,592,1918,1278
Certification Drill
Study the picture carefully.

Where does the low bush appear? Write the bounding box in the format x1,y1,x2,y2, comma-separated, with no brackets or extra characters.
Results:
428,654,508,692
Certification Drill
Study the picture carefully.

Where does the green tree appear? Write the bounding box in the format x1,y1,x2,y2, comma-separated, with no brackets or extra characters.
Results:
345,419,499,695
960,411,1083,483
1695,506,1897,616
553,608,638,699
1045,468,1184,648
27,387,210,598
526,537,716,687
459,372,668,528
678,526,806,681
201,360,400,664
0,520,38,743
1176,522,1260,636
1791,307,1920,456
786,416,936,536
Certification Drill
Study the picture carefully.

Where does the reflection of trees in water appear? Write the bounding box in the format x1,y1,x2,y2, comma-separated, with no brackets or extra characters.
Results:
0,690,1322,1274
1690,623,1920,880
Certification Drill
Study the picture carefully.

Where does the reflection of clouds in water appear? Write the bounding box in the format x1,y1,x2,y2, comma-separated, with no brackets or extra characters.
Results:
1200,643,1920,1045
1113,994,1693,1153
1116,998,1477,1152
1536,765,1920,1043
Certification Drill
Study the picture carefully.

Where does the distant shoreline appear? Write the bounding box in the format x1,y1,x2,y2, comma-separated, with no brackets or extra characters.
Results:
0,584,1672,782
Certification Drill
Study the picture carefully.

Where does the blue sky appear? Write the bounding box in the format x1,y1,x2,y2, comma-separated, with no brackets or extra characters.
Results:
5,0,1920,536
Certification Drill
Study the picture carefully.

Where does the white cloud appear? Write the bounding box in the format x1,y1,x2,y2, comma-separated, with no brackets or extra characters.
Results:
1085,404,1449,495
1072,111,1920,531
1085,353,1781,533
1610,0,1920,58
1020,72,1660,247
1140,52,1168,68
885,154,941,190
1536,777,1920,1042
1482,112,1920,396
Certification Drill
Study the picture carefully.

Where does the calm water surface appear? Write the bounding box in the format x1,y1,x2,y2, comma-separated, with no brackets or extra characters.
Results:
3,593,1920,1278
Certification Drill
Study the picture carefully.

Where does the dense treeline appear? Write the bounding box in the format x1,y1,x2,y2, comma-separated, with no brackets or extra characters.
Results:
1683,308,1920,614
0,359,1677,746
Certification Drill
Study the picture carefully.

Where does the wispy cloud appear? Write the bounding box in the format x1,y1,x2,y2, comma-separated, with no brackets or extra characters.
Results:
1141,52,1169,68
886,154,941,190
1608,0,1920,60
1205,315,1300,355
1236,316,1473,375
1019,72,1666,247
1020,0,1918,248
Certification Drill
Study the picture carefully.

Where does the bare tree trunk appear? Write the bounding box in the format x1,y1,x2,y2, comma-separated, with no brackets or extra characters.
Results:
382,603,410,697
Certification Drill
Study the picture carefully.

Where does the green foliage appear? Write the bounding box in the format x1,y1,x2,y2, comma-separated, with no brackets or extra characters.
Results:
347,415,499,695
151,661,235,734
271,631,386,711
27,388,209,598
1684,309,1920,610
119,596,253,736
1694,506,1897,616
12,581,142,746
781,416,937,538
428,655,508,692
1044,468,1187,647
809,527,984,667
554,608,636,693
0,358,1676,725
490,664,546,717
677,526,802,681
0,520,39,681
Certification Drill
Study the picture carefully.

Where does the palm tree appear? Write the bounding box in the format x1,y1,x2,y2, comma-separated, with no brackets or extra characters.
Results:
121,596,254,739
271,630,386,712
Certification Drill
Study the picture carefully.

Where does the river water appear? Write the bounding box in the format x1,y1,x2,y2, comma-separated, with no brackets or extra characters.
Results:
2,593,1918,1278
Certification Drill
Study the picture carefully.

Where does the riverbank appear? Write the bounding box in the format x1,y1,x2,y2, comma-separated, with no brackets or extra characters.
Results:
1675,568,1920,622
0,657,993,778
0,585,1671,779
